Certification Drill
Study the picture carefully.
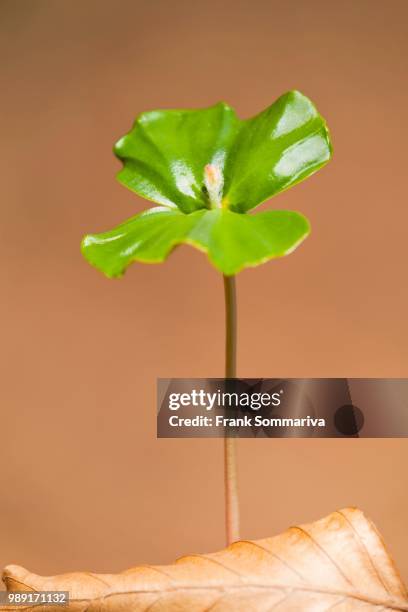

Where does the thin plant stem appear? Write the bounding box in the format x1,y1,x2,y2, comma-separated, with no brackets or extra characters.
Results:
223,274,240,545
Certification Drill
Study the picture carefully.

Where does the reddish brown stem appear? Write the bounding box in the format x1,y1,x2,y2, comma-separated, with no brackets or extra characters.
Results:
223,275,240,545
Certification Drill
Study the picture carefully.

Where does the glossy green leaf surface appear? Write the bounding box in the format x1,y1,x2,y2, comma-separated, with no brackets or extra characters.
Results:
114,91,330,213
114,103,239,214
82,207,310,277
82,91,332,276
223,92,331,212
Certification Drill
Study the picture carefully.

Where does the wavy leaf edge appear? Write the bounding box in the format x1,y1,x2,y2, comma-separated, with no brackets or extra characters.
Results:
81,208,311,277
82,90,332,276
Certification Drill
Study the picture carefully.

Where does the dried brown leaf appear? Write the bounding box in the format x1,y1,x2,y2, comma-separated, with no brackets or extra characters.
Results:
2,508,407,611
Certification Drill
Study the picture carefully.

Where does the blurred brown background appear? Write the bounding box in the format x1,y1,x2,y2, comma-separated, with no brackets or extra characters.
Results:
1,0,408,583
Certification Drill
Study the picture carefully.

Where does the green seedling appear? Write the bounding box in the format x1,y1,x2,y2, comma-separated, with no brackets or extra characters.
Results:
81,90,332,545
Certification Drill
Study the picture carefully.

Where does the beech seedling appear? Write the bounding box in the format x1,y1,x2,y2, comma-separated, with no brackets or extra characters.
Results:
81,90,332,545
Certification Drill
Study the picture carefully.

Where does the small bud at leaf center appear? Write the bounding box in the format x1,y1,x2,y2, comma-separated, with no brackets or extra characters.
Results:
204,163,223,208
